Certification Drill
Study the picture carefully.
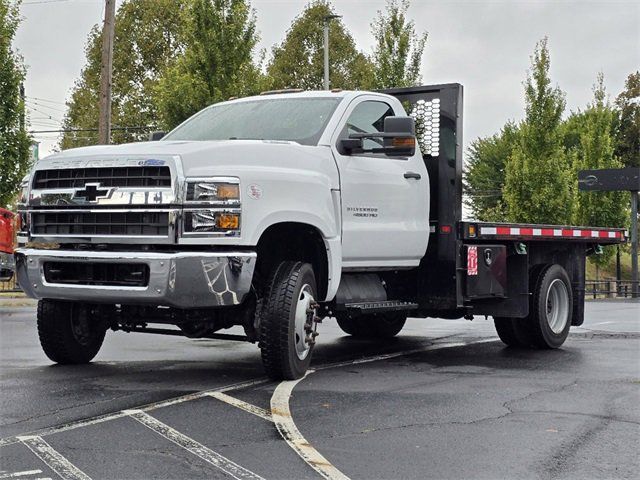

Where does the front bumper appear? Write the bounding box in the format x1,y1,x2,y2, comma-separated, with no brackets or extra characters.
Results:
15,248,256,308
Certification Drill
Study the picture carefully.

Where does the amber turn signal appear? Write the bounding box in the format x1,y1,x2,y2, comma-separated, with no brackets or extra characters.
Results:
392,137,416,148
217,213,240,230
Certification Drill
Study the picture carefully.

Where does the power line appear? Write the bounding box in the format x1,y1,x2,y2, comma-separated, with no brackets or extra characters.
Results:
25,96,67,106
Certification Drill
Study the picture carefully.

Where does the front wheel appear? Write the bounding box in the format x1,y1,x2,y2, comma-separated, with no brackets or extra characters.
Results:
37,300,107,364
258,261,318,380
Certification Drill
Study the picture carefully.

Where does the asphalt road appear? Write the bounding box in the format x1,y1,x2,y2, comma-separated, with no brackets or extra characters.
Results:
1,301,638,480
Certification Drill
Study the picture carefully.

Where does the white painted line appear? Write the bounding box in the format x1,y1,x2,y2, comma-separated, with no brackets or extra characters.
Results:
0,470,42,479
125,410,263,480
271,373,350,480
0,378,268,448
17,436,91,480
317,338,495,371
205,392,273,422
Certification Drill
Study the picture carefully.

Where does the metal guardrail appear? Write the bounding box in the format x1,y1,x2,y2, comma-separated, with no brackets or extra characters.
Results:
585,280,639,299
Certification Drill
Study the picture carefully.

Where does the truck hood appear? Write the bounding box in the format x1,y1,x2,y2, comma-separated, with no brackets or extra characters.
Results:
38,140,335,179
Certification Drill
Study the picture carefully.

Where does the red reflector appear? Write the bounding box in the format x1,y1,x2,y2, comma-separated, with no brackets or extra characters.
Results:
440,225,452,234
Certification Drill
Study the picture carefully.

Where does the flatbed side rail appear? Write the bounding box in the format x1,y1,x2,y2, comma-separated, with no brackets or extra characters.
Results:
461,222,626,244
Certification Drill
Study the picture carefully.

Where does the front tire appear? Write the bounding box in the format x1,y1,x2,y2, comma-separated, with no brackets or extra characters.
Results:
37,300,107,364
258,261,318,380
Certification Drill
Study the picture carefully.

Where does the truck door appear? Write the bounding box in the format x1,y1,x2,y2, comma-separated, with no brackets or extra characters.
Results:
332,96,430,269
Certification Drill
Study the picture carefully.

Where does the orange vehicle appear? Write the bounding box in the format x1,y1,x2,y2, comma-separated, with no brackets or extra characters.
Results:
0,208,15,281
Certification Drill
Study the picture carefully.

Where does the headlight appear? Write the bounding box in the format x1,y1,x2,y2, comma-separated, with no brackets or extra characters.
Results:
183,210,241,235
184,177,240,204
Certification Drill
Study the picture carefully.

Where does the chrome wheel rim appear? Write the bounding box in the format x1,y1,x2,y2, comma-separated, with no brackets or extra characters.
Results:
546,279,569,334
294,284,314,360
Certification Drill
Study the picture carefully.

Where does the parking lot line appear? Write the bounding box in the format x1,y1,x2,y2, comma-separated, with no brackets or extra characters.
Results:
271,373,350,480
268,339,495,480
0,378,268,448
0,337,493,451
0,470,43,479
124,410,264,480
16,436,91,480
205,392,273,422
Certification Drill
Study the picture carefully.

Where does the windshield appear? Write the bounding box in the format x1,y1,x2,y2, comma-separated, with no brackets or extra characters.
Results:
163,97,341,146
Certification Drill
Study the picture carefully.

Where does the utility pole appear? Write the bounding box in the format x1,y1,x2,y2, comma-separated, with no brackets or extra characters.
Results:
19,83,25,131
98,0,116,145
323,14,341,90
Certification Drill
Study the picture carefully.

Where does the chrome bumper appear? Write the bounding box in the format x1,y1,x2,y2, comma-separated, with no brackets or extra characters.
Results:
15,248,256,308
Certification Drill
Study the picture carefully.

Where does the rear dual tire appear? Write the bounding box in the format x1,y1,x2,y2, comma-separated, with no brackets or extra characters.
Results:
336,312,407,338
495,264,572,349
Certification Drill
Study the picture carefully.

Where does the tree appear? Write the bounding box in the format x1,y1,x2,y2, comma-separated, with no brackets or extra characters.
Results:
0,0,30,208
463,122,519,221
155,0,262,130
503,38,574,225
61,0,187,149
613,71,639,168
572,74,627,264
370,0,427,89
266,1,374,91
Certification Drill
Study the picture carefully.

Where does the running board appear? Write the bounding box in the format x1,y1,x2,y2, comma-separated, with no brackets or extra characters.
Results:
344,300,418,314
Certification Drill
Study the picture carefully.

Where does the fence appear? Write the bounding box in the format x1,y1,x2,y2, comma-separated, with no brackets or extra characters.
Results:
585,280,639,299
0,275,19,293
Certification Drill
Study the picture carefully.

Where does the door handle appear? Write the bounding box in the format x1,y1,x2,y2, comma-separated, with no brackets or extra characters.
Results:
404,172,421,180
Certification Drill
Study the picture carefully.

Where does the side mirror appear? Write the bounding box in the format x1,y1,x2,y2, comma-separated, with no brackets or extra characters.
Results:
340,116,416,157
382,116,416,157
149,131,166,141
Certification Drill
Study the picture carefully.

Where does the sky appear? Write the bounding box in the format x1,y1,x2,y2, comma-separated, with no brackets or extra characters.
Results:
14,0,640,158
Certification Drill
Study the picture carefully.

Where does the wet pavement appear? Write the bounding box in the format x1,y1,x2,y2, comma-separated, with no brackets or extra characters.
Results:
1,301,638,479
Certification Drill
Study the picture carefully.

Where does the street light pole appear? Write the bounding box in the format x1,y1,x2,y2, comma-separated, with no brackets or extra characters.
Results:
631,190,639,298
323,14,341,90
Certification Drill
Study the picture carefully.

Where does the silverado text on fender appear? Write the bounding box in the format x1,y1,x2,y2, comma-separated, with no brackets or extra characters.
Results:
15,84,626,379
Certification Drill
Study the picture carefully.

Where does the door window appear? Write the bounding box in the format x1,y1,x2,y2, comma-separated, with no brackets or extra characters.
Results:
345,101,394,150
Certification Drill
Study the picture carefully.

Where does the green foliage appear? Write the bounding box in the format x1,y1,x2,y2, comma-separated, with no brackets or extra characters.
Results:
266,1,374,91
571,73,627,264
0,0,31,208
463,122,519,221
61,0,187,149
613,71,639,168
503,38,573,225
155,0,262,130
370,0,427,89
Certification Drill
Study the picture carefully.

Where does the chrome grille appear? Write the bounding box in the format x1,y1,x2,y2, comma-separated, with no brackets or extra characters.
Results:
31,211,170,237
33,166,171,189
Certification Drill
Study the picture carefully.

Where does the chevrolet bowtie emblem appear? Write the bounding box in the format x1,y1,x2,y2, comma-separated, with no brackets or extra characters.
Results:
73,183,113,202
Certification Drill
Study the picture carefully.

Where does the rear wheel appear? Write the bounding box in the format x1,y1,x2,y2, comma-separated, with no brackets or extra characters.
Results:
524,264,573,348
494,264,572,349
336,312,407,338
258,261,318,380
493,317,525,347
37,300,107,364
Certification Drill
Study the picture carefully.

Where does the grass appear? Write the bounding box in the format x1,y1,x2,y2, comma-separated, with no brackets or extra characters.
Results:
586,247,634,281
